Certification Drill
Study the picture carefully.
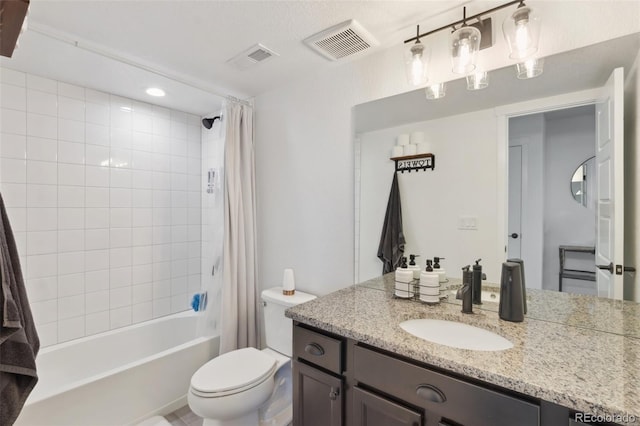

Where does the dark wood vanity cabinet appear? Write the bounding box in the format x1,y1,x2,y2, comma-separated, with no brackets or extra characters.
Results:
292,323,571,426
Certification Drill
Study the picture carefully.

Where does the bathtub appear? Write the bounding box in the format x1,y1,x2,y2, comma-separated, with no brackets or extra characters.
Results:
16,311,219,426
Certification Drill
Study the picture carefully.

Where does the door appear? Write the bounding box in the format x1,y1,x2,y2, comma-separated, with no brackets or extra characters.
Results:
352,387,423,426
507,145,523,259
293,360,343,426
595,67,624,300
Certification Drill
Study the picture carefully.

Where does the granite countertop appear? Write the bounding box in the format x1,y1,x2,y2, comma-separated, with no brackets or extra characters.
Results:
286,274,640,425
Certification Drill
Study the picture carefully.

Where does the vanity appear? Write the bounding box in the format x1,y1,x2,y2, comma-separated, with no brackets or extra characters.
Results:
286,274,640,426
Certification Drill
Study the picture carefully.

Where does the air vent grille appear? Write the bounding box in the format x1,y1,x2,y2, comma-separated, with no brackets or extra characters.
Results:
304,20,379,61
227,43,279,70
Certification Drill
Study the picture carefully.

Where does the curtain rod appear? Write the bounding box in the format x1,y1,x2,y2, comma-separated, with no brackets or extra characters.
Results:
28,23,253,107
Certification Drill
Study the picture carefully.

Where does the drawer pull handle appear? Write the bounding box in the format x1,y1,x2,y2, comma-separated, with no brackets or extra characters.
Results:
304,343,325,356
416,384,446,403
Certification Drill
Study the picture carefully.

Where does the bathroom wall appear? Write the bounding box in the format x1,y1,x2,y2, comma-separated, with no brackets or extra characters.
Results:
0,67,202,346
357,109,501,283
254,3,640,297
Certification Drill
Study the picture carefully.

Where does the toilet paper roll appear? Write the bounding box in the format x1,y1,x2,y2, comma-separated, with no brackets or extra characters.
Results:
397,134,410,146
391,145,404,158
410,131,425,144
416,141,431,155
420,294,440,304
403,144,417,156
282,269,295,295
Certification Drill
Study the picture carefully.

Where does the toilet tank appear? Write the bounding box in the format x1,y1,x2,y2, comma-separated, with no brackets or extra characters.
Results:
261,287,316,357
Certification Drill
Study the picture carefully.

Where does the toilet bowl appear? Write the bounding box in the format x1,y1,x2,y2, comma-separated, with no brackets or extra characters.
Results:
188,287,315,426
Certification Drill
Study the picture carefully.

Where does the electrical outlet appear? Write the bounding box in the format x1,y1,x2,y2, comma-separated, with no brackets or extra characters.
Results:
458,216,478,230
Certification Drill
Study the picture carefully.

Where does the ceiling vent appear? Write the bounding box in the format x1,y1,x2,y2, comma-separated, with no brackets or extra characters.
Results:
304,19,379,61
227,43,279,70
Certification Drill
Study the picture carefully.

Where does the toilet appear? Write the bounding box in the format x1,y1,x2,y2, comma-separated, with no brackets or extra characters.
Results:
188,287,316,426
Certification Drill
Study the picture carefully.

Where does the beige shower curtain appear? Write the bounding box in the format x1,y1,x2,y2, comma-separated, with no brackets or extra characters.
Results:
219,101,259,354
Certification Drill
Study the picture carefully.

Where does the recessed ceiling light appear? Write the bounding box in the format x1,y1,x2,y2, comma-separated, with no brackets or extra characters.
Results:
146,87,165,97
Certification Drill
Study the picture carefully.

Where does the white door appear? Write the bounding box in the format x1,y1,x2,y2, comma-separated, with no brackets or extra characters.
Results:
508,145,522,259
595,67,624,299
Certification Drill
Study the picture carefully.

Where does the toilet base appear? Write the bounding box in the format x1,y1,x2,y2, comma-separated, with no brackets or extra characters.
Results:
202,411,258,426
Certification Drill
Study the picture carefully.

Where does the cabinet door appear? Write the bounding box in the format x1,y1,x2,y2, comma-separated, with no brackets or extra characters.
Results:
353,387,423,426
293,360,343,426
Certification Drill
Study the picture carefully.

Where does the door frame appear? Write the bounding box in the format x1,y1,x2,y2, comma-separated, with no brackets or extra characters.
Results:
494,88,601,270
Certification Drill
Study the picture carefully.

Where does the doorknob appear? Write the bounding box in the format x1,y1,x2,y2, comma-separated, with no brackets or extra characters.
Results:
509,233,519,239
596,263,614,274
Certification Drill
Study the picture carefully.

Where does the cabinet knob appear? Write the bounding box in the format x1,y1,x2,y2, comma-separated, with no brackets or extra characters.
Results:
416,384,446,403
304,342,325,356
329,387,340,400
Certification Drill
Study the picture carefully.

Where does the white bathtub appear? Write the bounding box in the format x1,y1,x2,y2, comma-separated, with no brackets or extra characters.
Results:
16,312,219,426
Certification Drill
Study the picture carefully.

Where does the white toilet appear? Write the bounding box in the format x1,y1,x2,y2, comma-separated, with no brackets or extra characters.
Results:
188,287,316,426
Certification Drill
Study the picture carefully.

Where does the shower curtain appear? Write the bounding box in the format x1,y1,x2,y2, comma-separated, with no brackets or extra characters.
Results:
219,101,259,354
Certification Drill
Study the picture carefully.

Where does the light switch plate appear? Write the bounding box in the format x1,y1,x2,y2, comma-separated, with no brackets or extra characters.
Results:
458,216,478,230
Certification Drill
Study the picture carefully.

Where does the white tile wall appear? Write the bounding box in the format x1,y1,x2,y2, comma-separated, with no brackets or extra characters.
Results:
0,67,202,347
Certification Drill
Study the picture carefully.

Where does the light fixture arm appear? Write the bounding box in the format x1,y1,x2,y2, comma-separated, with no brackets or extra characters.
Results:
404,0,525,44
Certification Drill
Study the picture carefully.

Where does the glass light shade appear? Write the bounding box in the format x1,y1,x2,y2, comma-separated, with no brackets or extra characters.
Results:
466,71,489,90
404,40,430,86
451,26,481,74
425,83,446,100
502,6,541,60
516,57,544,79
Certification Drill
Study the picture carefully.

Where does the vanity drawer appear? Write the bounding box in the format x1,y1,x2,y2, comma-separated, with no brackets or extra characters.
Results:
354,345,539,426
294,325,343,374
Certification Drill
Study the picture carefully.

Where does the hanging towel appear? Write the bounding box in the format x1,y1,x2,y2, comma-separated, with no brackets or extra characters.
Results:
0,193,39,425
377,172,406,274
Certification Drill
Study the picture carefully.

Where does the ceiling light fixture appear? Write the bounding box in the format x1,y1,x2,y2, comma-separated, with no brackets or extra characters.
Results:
405,25,430,86
516,57,544,79
425,83,446,100
404,0,542,98
146,87,165,97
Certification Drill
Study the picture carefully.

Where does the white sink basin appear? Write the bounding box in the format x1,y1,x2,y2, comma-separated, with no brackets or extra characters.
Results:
449,289,500,303
399,319,513,351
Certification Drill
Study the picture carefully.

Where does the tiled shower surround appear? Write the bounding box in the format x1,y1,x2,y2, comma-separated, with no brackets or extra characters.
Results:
0,68,202,346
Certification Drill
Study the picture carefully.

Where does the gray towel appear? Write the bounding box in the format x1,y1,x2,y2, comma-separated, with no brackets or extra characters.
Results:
0,193,39,425
377,172,405,274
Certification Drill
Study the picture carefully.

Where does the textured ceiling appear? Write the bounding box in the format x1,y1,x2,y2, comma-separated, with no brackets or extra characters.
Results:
2,0,470,112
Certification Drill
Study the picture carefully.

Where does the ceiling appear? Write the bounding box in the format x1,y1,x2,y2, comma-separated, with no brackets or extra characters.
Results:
353,32,640,133
1,0,480,115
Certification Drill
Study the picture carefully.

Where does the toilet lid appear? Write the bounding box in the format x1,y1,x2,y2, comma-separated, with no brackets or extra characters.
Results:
191,347,277,395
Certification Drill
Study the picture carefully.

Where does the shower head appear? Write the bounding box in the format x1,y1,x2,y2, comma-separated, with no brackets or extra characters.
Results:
202,116,221,129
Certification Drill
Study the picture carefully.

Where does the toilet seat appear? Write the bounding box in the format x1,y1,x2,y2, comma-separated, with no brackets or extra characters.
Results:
190,347,277,398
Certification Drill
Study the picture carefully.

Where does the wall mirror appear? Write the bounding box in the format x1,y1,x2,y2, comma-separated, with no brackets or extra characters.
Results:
352,32,640,338
571,156,595,208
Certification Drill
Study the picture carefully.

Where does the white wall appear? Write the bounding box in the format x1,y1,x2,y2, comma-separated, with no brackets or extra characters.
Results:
0,67,202,346
255,3,640,296
624,48,640,301
542,110,596,291
509,114,545,289
358,109,500,283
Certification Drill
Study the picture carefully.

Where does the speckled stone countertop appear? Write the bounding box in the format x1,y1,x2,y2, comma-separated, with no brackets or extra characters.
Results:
286,274,640,425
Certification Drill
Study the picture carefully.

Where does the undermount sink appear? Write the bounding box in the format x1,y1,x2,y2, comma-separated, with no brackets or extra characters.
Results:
449,289,500,303
399,319,513,351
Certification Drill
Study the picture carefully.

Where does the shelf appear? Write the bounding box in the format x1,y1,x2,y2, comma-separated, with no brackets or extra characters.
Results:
390,153,435,173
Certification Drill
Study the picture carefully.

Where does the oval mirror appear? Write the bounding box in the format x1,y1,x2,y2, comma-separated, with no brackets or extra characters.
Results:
570,156,595,208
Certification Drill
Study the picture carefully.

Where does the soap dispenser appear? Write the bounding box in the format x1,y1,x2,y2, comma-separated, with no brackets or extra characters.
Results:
433,256,447,285
472,259,483,305
507,258,527,314
419,259,440,304
498,262,525,322
408,254,421,280
395,257,414,299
